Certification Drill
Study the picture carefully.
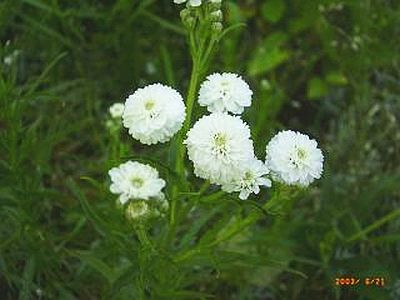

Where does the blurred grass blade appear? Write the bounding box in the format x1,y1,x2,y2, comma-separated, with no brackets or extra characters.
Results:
66,178,108,236
25,52,68,96
347,208,400,242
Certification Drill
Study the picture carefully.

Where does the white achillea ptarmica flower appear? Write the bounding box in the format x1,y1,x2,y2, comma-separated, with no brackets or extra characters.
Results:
198,73,253,114
222,159,272,200
184,113,254,185
109,161,166,205
265,130,324,186
109,102,124,119
174,0,202,7
122,83,186,145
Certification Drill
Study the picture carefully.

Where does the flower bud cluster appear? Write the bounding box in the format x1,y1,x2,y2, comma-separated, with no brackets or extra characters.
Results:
206,0,223,35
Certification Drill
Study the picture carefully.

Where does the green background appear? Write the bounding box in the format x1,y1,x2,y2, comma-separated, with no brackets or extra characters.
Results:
1,0,399,299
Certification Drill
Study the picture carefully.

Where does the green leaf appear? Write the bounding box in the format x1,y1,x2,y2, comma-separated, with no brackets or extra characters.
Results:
326,72,348,85
157,290,215,299
248,33,290,76
74,251,115,284
248,48,290,76
307,77,329,99
262,0,286,23
19,257,35,300
66,179,108,236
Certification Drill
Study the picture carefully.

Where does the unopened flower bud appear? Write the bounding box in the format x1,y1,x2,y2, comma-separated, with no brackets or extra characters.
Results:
211,22,223,35
126,201,149,221
180,9,196,29
208,0,222,11
210,10,223,22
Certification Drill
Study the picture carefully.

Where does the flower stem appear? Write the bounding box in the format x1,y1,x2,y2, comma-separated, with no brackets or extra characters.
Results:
136,225,153,250
169,22,217,238
170,38,201,228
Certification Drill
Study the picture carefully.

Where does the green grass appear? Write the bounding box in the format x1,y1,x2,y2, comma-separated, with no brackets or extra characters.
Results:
1,0,399,299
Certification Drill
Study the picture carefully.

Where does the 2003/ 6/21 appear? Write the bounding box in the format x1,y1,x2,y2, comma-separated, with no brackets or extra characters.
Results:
335,277,385,287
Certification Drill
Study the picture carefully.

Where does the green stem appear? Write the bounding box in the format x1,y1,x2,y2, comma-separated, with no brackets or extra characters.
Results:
169,21,218,240
174,196,280,263
183,61,200,133
136,225,152,249
169,38,201,229
207,199,276,247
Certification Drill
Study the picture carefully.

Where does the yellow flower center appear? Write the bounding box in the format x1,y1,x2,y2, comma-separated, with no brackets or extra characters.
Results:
131,177,144,188
213,133,229,155
145,100,155,111
297,148,307,160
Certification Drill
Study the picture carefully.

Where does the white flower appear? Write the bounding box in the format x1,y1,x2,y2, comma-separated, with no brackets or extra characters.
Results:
222,159,272,200
184,113,254,185
198,73,253,114
174,0,202,7
265,130,324,186
122,83,186,145
109,161,166,204
109,103,124,119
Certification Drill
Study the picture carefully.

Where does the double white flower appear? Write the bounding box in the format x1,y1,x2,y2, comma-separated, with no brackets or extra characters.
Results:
184,113,254,186
109,161,166,205
184,112,273,200
199,73,253,114
222,159,272,200
123,83,186,145
266,130,324,186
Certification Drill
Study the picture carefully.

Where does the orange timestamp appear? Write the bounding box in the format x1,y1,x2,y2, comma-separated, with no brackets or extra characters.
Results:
334,277,386,287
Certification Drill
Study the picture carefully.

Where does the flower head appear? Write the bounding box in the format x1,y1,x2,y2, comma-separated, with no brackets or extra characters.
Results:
109,103,124,119
122,83,186,145
222,159,272,200
265,130,324,186
198,73,253,114
184,113,254,185
174,0,202,7
109,161,166,204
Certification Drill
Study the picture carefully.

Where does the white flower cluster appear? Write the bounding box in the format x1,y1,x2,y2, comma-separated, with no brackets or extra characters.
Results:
108,71,324,203
185,72,324,199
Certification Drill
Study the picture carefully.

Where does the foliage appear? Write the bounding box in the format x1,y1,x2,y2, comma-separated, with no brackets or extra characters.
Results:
1,0,399,299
